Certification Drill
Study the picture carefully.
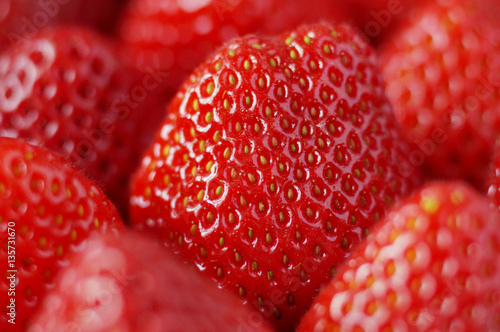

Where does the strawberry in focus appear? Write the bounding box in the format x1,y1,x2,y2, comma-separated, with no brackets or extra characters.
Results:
130,23,421,331
379,0,500,190
298,181,500,331
29,231,274,332
0,137,124,331
0,27,166,216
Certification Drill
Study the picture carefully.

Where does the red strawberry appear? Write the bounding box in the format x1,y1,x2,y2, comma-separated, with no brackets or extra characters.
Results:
118,0,353,104
130,23,421,331
0,0,128,50
298,181,500,331
0,137,124,331
29,231,274,332
379,0,500,190
0,27,166,216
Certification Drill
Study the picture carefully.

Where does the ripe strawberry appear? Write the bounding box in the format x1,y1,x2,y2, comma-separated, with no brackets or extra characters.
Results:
298,181,500,331
29,231,274,332
0,137,124,331
0,27,166,216
130,23,421,330
0,0,128,50
379,0,500,189
118,0,353,104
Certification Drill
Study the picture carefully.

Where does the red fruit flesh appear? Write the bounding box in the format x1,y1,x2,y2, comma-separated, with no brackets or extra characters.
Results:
29,231,274,332
298,181,500,331
0,137,124,331
130,23,421,331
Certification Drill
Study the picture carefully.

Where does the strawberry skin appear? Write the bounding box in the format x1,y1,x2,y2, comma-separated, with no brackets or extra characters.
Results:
29,231,274,332
298,182,500,332
379,0,500,189
130,23,420,331
0,138,124,331
0,27,166,216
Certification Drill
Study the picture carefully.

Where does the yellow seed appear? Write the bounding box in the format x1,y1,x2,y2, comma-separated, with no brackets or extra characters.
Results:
206,161,214,172
244,60,251,71
71,230,77,241
206,82,214,95
252,43,262,49
285,36,293,45
229,75,236,85
199,140,206,152
290,49,298,60
193,99,199,111
228,49,236,57
205,112,212,123
163,175,171,186
197,190,205,201
269,58,277,68
223,147,231,159
260,155,268,166
162,145,171,157
223,99,230,110
304,35,312,44
191,166,197,177
421,197,440,214
216,186,223,196
213,131,221,142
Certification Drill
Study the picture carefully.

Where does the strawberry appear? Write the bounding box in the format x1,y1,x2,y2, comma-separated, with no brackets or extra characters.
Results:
0,137,124,331
118,0,353,105
0,27,166,216
29,231,274,332
379,0,500,190
130,23,421,331
298,181,500,331
0,0,128,50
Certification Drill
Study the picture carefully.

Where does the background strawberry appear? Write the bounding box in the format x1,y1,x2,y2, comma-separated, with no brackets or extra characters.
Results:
118,0,354,105
0,27,166,216
130,23,421,331
379,0,500,190
0,137,124,331
0,0,128,51
29,231,274,332
298,181,500,331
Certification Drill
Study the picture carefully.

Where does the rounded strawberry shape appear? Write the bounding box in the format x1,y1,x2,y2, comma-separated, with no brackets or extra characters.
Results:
379,0,500,189
0,137,124,331
130,23,420,331
0,27,166,215
30,231,273,332
299,182,500,331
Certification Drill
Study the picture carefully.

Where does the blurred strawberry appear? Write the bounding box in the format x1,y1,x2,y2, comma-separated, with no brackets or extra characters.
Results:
379,0,500,189
298,181,500,331
29,231,274,332
0,137,124,331
0,27,166,216
0,0,128,51
118,0,354,104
